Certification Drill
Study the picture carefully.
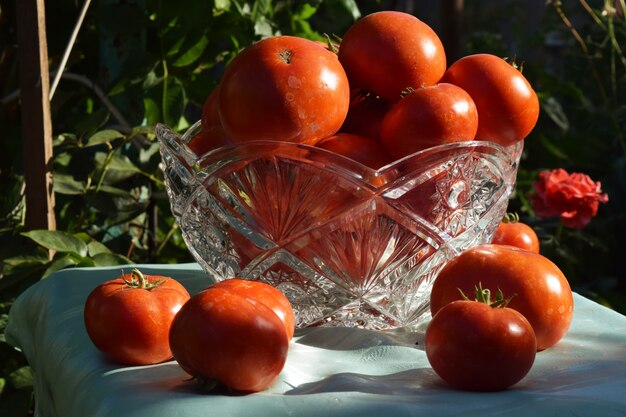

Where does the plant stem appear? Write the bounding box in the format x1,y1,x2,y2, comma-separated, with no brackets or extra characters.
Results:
553,1,607,101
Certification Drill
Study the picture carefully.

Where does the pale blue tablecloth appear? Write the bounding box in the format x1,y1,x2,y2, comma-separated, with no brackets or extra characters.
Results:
6,263,626,417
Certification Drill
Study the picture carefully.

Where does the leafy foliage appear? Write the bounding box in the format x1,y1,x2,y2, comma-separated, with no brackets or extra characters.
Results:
0,1,625,415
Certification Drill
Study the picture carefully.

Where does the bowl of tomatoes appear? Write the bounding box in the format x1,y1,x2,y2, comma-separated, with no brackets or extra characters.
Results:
156,11,536,332
157,119,523,331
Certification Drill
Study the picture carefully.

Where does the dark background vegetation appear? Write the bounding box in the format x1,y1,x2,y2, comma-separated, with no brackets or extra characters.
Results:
1,0,624,415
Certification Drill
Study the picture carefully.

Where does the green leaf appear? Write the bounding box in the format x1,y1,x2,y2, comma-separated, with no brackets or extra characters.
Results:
143,98,160,126
0,378,5,396
141,70,163,90
76,257,96,268
87,240,112,256
251,0,272,20
92,253,133,267
297,3,318,20
8,367,33,390
94,152,142,185
73,108,110,137
214,0,231,12
85,130,124,147
162,76,187,128
105,201,149,227
97,184,135,199
2,254,49,267
173,35,210,67
22,230,88,257
336,0,361,20
129,125,155,137
107,153,142,173
42,256,78,278
53,173,86,195
254,16,274,37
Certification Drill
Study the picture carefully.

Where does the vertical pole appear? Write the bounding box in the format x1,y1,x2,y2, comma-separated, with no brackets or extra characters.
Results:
15,0,56,232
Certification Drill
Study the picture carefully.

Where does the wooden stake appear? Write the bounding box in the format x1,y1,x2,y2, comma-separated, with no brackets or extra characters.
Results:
15,0,56,232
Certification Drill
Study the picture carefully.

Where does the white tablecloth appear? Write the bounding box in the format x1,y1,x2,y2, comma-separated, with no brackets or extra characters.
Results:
6,264,626,417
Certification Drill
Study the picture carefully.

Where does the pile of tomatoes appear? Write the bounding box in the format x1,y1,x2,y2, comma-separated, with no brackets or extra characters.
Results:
82,11,571,395
426,238,574,391
83,223,572,394
190,10,540,169
84,270,295,393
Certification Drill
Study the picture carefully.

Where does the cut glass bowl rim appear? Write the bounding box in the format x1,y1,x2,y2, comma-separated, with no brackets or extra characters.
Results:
156,120,523,192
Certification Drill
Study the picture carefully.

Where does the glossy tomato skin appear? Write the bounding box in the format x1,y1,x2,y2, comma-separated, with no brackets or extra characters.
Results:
200,87,221,130
211,278,295,340
338,11,446,102
426,300,536,391
441,54,540,147
190,87,233,155
316,133,393,169
84,271,191,365
169,287,289,392
380,83,478,159
188,128,233,156
492,221,540,253
430,244,573,351
339,90,391,141
219,36,350,145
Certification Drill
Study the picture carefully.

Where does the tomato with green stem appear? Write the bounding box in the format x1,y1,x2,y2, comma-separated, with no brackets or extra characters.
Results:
84,269,190,365
426,285,537,391
492,213,540,253
430,244,573,351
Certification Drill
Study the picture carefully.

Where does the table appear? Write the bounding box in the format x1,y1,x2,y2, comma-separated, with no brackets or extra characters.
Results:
6,263,626,417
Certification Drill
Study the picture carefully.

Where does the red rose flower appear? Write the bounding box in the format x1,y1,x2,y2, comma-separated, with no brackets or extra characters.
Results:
530,168,608,229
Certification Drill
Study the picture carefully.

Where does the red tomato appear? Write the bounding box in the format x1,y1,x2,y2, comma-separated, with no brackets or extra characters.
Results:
316,133,393,169
200,87,221,130
338,11,446,102
189,87,233,155
188,128,232,156
211,278,295,340
426,290,536,391
492,220,540,253
430,244,573,351
380,83,478,159
169,286,289,392
441,54,540,147
339,90,391,141
219,36,350,145
84,269,191,365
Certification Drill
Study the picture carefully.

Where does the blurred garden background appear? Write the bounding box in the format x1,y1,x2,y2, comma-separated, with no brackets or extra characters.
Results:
0,0,625,415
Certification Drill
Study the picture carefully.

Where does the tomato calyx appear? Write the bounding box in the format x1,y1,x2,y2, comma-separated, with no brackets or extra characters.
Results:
322,33,340,54
122,268,165,290
502,212,521,224
503,55,525,73
459,283,515,308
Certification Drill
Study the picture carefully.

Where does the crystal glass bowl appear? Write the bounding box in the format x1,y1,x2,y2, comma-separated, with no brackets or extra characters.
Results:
157,121,523,332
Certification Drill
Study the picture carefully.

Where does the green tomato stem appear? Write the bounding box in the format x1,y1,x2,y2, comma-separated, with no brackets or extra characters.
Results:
122,268,165,290
458,283,516,308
